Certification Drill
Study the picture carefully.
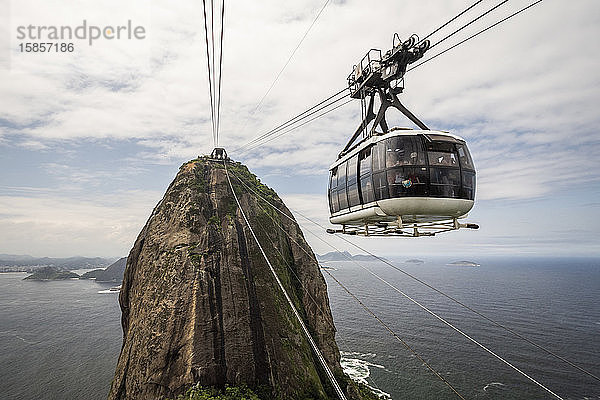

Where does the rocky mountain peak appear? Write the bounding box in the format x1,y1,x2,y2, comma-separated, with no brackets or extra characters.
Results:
107,158,355,399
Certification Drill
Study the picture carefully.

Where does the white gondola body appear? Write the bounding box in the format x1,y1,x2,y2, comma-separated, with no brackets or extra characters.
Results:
328,129,475,227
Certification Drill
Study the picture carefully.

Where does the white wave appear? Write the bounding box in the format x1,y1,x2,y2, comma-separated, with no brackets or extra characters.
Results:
341,351,377,359
483,382,506,392
97,289,120,294
341,355,391,399
0,331,38,345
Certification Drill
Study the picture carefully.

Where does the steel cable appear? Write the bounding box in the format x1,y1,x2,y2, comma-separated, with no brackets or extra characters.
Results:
428,0,510,51
231,88,348,154
419,0,487,44
237,97,352,156
234,171,467,399
409,0,544,72
216,0,225,145
228,168,572,400
223,162,347,400
201,0,216,146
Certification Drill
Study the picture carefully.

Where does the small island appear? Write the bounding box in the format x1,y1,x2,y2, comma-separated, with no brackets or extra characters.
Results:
447,260,481,267
23,266,80,280
405,259,425,264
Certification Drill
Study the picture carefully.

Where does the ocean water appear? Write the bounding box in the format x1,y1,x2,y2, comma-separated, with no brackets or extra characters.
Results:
0,259,599,400
325,257,600,400
0,271,122,400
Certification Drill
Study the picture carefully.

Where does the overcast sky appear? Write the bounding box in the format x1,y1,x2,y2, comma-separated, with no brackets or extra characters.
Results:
1,0,599,258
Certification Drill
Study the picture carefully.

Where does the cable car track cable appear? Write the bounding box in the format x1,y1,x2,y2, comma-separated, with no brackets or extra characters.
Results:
238,97,353,156
288,200,598,385
226,169,573,399
216,0,225,145
409,0,544,72
223,162,347,400
234,1,543,155
427,0,509,51
250,0,333,118
210,0,219,147
232,87,348,154
419,0,486,44
201,0,216,146
242,195,391,396
236,173,467,399
322,268,467,400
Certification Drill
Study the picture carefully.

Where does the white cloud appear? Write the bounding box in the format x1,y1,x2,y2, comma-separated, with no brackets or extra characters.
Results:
0,190,162,257
1,0,600,256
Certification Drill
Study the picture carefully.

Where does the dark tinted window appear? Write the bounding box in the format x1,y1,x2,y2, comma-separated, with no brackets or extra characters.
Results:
329,168,337,189
373,172,389,200
430,168,461,198
347,156,358,185
372,141,386,171
360,175,375,204
338,187,349,210
337,161,347,189
461,171,476,200
427,141,459,167
388,167,428,197
359,147,372,177
456,143,475,170
348,183,360,207
329,189,339,213
386,136,425,167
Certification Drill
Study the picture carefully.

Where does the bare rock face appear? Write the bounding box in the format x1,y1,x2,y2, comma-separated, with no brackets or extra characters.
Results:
108,159,344,400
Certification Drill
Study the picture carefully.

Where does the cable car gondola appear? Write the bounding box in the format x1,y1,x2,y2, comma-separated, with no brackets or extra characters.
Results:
327,34,478,236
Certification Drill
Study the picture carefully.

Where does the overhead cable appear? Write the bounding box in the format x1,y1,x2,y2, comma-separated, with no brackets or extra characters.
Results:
223,162,347,400
250,0,333,117
238,97,352,156
232,87,348,153
228,169,566,400
419,0,487,44
216,0,225,145
428,0,510,51
237,173,467,399
409,0,544,72
201,0,216,146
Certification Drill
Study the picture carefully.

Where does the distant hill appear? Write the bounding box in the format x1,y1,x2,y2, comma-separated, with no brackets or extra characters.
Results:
0,255,113,272
23,266,80,280
316,251,385,262
447,260,480,267
81,257,127,282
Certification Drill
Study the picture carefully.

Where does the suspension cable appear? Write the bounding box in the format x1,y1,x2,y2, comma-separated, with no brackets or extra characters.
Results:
250,0,333,118
231,88,348,154
419,0,486,44
409,0,543,72
236,172,467,399
323,269,467,400
227,168,568,400
223,162,347,400
201,0,216,146
428,0,509,51
233,1,543,153
238,98,352,156
216,0,225,145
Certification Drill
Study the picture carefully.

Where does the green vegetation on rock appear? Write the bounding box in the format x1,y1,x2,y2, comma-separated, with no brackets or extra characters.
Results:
168,384,263,400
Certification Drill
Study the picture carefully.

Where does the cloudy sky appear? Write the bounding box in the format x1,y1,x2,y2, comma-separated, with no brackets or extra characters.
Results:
1,0,599,258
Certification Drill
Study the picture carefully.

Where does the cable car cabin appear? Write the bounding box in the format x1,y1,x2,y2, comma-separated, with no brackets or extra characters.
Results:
328,129,477,236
